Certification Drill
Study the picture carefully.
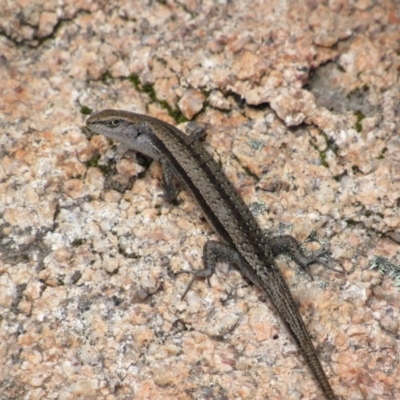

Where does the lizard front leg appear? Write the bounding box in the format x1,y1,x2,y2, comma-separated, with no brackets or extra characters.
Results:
269,235,343,276
159,157,180,203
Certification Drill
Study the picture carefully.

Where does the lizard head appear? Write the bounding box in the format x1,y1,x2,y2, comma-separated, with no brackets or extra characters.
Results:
85,109,160,159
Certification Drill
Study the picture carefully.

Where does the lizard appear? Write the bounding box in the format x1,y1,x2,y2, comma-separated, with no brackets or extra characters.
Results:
85,109,339,399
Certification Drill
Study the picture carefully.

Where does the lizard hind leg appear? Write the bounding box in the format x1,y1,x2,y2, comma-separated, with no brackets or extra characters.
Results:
178,240,243,299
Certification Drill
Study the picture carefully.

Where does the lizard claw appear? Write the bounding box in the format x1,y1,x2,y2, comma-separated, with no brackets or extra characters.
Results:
176,268,214,300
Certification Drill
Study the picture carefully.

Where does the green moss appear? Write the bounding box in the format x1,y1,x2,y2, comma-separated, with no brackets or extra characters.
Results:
309,133,329,168
85,153,101,168
72,238,84,247
98,164,113,175
85,150,117,176
101,71,113,84
128,73,141,90
377,147,387,160
170,108,188,124
80,106,93,115
142,83,157,101
354,111,365,132
319,151,329,168
127,74,187,124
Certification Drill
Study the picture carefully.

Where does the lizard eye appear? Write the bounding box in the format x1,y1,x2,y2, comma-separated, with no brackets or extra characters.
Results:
108,119,121,127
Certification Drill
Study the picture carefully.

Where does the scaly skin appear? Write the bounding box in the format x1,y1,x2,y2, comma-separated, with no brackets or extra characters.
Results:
86,109,337,399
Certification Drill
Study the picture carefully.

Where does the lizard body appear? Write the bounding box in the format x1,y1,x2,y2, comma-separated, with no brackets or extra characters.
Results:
86,109,337,399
